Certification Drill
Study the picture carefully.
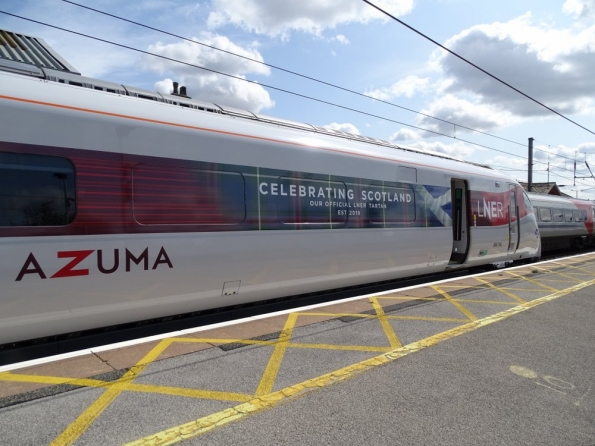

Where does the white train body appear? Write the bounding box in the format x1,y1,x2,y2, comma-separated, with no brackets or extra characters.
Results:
0,30,541,345
528,193,595,251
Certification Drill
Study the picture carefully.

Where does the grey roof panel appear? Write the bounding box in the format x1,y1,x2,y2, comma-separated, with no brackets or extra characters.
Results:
0,29,79,73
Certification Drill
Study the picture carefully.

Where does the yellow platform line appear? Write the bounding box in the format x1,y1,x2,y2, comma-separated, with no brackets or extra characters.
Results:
295,312,377,319
533,266,584,283
0,371,251,403
452,298,520,306
254,313,297,396
439,284,543,293
431,286,476,321
287,342,389,352
50,338,173,446
492,287,550,293
505,271,559,292
124,277,595,446
474,277,526,304
127,384,251,403
370,297,401,348
387,315,468,323
537,278,584,285
551,262,595,275
0,373,106,388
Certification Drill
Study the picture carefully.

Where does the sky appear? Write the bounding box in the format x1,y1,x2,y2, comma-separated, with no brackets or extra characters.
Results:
1,0,595,199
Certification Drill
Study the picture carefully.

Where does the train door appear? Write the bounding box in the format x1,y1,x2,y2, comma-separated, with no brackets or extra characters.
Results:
508,184,520,252
449,179,470,264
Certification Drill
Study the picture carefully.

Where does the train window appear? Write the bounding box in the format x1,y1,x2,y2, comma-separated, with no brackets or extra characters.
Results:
573,210,583,222
276,177,348,225
564,210,573,222
539,208,552,222
0,152,76,227
366,184,415,225
132,165,245,225
552,209,564,222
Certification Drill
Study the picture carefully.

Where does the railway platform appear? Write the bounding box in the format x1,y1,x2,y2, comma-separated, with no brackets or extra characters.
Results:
1,253,594,445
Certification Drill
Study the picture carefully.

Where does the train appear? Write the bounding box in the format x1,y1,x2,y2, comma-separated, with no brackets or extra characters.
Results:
0,29,544,346
527,192,595,252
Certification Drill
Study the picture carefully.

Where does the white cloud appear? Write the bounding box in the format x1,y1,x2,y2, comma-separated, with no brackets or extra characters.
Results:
207,0,414,39
408,140,476,160
144,33,270,77
563,0,595,20
389,128,423,142
365,75,431,100
417,94,520,134
335,34,349,44
436,12,595,117
324,122,361,134
143,33,274,112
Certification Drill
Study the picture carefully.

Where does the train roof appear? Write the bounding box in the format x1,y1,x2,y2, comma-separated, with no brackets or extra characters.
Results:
0,27,496,174
527,192,595,206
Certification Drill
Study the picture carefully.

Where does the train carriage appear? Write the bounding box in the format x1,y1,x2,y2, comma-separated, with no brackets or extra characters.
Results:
528,192,595,251
0,29,541,345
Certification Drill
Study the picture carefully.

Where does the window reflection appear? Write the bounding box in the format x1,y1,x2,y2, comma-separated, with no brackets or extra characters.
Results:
0,152,76,227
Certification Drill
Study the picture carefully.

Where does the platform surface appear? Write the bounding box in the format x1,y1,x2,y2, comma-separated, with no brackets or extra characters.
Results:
1,254,594,446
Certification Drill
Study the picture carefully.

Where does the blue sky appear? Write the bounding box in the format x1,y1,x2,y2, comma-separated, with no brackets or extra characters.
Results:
2,0,595,198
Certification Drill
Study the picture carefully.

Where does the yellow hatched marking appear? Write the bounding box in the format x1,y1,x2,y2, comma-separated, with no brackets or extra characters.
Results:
125,278,595,446
51,338,173,446
495,287,550,293
254,313,297,396
295,312,463,322
438,284,542,294
533,266,583,283
124,384,251,403
0,372,251,403
431,286,476,321
474,277,526,304
370,297,401,348
505,270,559,292
287,343,389,352
551,261,595,275
537,278,583,284
296,312,377,319
0,373,106,387
549,264,593,277
451,298,519,306
387,315,468,322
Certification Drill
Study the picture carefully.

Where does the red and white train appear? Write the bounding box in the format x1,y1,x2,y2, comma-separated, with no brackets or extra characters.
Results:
528,193,595,251
0,29,542,346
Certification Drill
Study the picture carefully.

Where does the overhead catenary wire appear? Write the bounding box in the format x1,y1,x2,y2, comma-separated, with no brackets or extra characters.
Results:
0,10,532,162
362,0,595,137
64,1,590,172
0,11,591,190
60,0,527,149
